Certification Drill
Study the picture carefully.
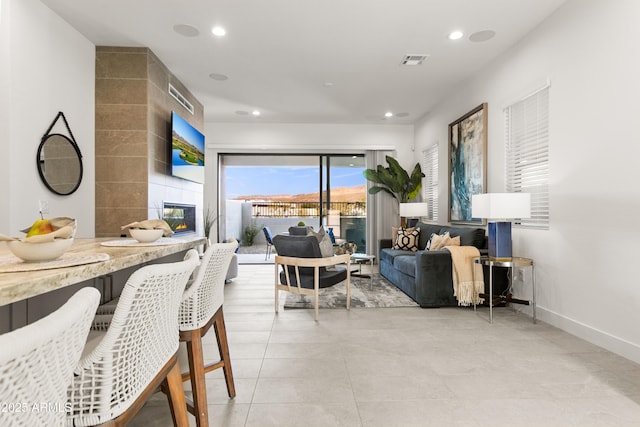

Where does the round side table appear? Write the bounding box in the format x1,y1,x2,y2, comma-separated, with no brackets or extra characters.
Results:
473,256,535,324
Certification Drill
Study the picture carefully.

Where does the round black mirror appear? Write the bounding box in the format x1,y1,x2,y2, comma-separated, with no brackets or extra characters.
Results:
37,133,83,195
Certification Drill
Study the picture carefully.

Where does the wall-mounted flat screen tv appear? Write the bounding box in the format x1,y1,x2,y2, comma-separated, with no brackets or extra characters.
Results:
171,111,205,184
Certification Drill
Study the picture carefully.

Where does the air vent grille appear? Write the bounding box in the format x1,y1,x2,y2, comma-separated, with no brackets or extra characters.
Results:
168,83,194,115
401,54,429,66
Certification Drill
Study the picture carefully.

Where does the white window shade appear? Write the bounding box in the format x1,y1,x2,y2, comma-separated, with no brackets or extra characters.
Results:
504,84,549,228
421,144,439,221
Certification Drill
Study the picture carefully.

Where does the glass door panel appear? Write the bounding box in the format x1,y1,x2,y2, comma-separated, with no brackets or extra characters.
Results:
220,153,366,253
323,155,366,253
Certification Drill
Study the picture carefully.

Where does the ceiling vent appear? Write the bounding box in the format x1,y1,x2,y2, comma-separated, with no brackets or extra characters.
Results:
400,54,429,66
168,83,194,115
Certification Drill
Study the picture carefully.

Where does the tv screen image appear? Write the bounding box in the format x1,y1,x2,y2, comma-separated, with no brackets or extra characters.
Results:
171,111,205,184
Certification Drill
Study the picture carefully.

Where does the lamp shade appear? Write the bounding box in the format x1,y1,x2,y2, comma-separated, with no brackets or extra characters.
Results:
399,202,429,217
471,193,531,220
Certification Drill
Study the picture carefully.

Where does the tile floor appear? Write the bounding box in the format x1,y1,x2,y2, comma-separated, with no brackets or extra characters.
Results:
131,264,640,426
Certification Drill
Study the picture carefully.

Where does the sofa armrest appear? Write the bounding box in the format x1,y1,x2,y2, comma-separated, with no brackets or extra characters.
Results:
414,249,456,307
379,239,393,250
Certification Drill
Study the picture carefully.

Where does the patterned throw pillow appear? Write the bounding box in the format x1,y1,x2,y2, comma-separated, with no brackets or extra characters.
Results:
391,226,416,246
426,232,461,251
333,241,357,255
393,227,421,252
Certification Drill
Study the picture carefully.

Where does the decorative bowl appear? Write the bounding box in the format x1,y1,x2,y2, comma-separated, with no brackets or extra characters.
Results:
129,228,164,243
7,238,74,262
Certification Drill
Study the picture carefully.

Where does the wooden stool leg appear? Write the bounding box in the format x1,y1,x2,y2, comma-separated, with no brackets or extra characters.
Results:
165,361,190,427
213,308,236,398
187,329,209,427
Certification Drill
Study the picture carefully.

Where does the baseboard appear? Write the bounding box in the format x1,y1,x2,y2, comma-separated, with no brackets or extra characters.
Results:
535,306,640,364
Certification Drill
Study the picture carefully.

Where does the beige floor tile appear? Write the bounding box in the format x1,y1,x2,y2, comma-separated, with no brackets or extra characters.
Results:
129,263,640,427
246,402,361,427
252,377,355,404
259,357,349,379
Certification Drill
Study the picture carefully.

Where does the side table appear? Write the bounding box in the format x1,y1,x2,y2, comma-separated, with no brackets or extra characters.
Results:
473,256,535,324
350,253,376,288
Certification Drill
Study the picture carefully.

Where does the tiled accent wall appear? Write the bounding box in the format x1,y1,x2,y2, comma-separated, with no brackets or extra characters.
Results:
95,47,203,237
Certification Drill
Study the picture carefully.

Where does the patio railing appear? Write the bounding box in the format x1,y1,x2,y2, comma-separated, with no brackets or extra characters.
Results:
251,201,365,217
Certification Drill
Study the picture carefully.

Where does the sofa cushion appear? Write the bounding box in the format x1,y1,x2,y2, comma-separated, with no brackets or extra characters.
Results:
393,255,416,278
393,227,420,251
415,223,444,250
427,232,460,250
438,226,485,248
379,248,414,266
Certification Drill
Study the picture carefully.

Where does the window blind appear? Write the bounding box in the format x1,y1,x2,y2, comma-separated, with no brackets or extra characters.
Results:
421,143,439,222
504,85,550,228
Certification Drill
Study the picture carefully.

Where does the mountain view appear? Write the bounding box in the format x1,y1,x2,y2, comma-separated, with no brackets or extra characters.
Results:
233,184,366,203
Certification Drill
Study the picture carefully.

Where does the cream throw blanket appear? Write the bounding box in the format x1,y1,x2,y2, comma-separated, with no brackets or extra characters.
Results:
445,246,485,306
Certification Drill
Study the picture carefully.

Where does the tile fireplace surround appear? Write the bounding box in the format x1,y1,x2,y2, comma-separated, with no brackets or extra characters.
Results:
94,46,204,237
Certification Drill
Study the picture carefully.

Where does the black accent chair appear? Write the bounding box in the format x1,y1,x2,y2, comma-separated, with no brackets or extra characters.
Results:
263,226,274,260
272,234,351,320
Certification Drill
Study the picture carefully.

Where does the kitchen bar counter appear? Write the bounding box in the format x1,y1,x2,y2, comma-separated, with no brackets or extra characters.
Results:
0,237,205,307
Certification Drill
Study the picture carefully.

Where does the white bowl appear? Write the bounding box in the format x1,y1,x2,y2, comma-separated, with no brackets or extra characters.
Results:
129,228,164,243
7,238,74,262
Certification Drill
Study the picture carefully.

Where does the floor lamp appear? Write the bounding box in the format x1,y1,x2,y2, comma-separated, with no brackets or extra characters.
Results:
471,193,531,260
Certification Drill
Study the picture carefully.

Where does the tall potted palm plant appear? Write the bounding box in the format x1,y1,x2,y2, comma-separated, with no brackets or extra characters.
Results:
363,156,425,203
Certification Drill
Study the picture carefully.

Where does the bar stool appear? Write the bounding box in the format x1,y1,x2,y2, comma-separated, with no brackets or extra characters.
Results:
67,250,199,427
0,287,100,427
176,241,238,427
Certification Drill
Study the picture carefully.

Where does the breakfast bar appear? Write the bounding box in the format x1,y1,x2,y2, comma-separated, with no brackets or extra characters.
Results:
0,236,205,330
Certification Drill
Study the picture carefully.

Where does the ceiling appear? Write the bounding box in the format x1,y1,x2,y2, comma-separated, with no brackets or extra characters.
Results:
40,0,567,125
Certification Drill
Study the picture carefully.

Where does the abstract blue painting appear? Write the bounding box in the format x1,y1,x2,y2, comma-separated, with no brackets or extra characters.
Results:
448,103,487,224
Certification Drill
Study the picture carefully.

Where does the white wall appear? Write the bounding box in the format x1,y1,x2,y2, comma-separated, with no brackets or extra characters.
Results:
0,0,10,232
1,0,95,237
414,0,640,362
203,122,414,241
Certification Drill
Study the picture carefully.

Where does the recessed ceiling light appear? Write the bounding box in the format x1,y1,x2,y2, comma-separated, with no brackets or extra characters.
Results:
211,26,226,37
385,112,393,118
448,31,464,40
469,30,496,43
209,73,229,81
173,24,199,37
323,82,334,87
349,164,355,167
252,110,261,117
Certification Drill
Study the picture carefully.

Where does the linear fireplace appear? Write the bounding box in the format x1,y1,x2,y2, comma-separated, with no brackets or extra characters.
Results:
163,202,196,234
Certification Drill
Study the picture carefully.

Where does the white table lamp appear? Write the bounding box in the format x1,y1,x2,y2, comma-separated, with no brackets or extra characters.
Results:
399,202,429,227
471,193,531,260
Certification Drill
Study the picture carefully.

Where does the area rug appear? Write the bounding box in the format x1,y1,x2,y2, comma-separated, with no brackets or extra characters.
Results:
283,273,418,309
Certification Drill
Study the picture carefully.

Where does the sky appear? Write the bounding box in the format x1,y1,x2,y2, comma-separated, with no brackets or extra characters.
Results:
225,166,365,199
171,111,205,152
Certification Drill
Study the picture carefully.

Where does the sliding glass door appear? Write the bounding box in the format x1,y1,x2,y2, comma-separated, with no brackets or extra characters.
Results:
219,154,366,253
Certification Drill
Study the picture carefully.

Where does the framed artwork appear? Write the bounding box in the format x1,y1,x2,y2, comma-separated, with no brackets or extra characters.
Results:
448,103,487,224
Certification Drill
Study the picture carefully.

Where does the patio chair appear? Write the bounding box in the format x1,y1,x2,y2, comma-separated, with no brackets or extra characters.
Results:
263,226,274,260
273,234,351,320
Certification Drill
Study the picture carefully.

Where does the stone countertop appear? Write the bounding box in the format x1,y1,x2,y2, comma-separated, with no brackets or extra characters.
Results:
0,236,206,306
